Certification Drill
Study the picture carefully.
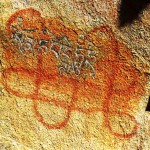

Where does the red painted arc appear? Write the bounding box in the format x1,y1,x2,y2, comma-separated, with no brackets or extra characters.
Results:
2,7,146,139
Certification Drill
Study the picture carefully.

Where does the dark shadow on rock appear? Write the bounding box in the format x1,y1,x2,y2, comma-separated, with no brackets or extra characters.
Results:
118,0,150,27
146,96,150,111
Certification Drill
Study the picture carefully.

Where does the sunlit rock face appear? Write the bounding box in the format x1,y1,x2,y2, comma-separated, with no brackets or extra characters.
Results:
0,1,149,150
70,0,118,25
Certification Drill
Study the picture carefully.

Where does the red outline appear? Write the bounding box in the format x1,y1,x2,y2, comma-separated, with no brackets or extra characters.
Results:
2,8,147,139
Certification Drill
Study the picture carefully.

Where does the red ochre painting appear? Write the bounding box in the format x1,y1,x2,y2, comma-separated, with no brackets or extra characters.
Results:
2,8,148,139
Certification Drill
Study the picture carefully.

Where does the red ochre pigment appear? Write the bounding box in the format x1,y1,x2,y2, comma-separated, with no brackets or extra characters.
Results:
2,8,147,139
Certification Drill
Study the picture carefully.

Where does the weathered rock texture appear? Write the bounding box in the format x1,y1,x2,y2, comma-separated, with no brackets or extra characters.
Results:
0,0,149,150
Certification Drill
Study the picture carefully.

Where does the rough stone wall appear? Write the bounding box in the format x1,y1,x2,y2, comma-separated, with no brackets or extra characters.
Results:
0,0,149,150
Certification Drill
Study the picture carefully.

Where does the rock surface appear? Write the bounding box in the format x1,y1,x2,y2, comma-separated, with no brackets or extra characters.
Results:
0,0,149,150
